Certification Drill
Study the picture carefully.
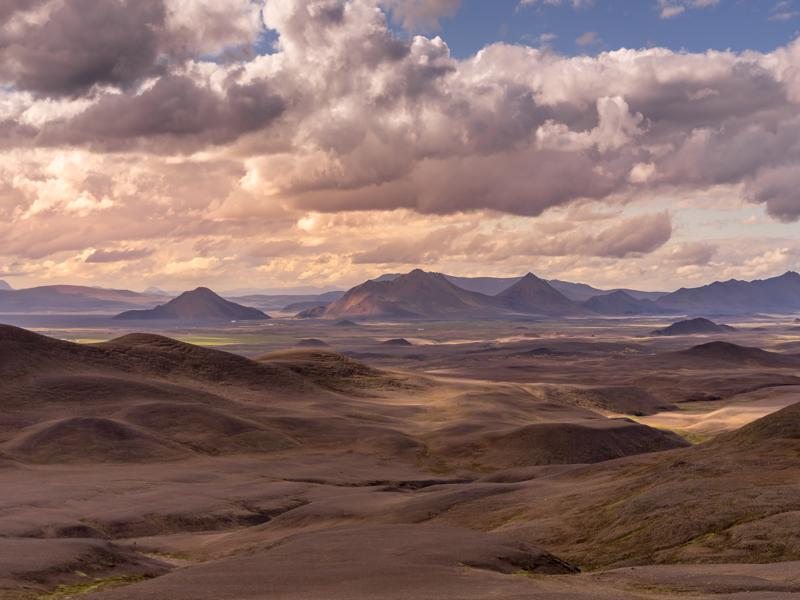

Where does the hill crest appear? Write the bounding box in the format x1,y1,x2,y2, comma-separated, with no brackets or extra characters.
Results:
115,287,270,321
495,273,586,316
319,270,502,319
652,318,735,336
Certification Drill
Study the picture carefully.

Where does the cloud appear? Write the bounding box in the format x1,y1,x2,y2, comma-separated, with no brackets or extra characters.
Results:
0,0,48,22
657,0,719,19
770,0,799,21
518,0,594,9
745,164,800,222
381,0,461,30
0,0,264,98
512,213,673,259
665,242,717,266
0,0,168,96
42,75,286,150
575,31,600,47
1,0,800,291
85,248,155,263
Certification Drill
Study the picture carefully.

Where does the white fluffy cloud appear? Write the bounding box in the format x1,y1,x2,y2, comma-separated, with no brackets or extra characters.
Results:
657,0,719,19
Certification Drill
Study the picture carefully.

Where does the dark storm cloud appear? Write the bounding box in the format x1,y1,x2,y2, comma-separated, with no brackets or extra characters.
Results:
41,76,286,150
0,0,168,97
0,0,48,21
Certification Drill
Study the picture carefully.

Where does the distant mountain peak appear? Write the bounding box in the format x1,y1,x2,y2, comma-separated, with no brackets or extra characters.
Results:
0,280,12,291
496,273,585,316
318,268,500,319
115,286,270,321
605,290,635,299
186,286,216,296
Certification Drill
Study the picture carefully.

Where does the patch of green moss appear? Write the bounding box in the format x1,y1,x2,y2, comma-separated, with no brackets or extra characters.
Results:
38,575,148,599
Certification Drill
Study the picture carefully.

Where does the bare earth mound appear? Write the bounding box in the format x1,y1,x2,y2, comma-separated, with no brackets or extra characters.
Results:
259,349,410,394
2,374,224,408
91,524,578,600
4,417,187,464
122,403,296,455
674,341,800,368
97,334,310,389
652,318,735,336
543,386,673,416
0,538,169,591
382,338,413,346
439,419,688,470
295,338,329,347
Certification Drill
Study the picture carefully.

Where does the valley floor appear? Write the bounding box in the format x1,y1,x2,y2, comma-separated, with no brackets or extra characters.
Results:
2,316,800,599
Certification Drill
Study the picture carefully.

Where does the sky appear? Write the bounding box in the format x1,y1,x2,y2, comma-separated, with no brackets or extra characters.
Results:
0,0,799,294
434,0,800,58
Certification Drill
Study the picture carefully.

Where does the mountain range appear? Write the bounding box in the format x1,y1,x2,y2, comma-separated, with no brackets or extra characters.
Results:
303,269,800,320
657,271,800,315
375,273,666,301
1,270,799,318
115,288,270,321
311,270,589,319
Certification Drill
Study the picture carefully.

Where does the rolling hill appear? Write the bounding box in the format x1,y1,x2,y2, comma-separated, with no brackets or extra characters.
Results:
674,341,800,368
115,287,270,321
652,318,736,336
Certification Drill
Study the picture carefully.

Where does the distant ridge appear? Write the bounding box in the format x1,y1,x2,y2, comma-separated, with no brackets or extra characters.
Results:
657,271,800,315
232,291,344,312
550,280,666,302
0,284,164,313
376,272,665,302
0,280,12,291
585,291,670,316
115,287,270,321
495,273,586,316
